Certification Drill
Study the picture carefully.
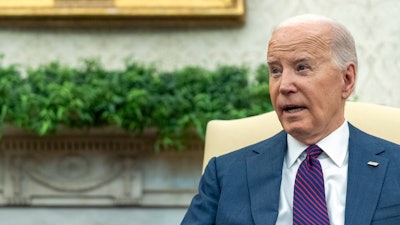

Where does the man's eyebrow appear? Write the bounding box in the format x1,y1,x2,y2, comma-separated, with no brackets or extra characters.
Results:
267,57,313,66
293,57,311,64
267,59,279,65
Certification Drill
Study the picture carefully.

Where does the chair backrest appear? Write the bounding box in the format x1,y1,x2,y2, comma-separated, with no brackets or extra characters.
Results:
203,101,400,171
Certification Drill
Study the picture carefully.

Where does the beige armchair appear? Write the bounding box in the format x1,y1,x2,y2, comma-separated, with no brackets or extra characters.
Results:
203,101,400,171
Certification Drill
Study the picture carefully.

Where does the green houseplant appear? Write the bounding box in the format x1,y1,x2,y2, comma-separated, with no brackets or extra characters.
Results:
0,58,273,150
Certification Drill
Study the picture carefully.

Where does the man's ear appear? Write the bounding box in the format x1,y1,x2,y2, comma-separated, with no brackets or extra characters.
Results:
342,62,356,99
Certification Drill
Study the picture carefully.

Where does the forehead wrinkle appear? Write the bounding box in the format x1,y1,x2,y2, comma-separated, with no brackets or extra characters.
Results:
268,55,311,65
268,33,333,59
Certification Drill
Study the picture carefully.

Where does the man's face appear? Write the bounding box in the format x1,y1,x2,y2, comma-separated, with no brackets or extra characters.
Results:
267,23,355,145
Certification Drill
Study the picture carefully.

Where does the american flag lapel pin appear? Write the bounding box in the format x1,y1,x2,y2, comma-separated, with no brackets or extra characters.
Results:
367,161,379,167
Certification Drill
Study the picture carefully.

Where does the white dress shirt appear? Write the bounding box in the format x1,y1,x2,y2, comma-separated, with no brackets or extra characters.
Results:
275,121,349,225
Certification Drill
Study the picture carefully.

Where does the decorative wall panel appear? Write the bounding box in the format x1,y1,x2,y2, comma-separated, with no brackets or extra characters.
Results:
0,127,203,206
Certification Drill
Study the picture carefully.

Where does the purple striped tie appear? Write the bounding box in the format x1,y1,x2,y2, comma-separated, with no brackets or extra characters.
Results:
293,145,330,225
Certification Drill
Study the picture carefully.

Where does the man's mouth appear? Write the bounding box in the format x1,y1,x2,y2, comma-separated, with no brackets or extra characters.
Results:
282,105,306,113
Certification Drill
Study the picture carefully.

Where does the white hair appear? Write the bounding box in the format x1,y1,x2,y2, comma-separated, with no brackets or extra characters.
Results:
275,14,358,70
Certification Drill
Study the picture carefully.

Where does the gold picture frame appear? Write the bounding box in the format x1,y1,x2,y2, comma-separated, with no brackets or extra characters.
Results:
0,0,246,28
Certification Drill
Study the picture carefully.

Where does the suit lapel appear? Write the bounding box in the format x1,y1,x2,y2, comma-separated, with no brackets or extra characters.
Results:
345,125,389,225
247,131,286,225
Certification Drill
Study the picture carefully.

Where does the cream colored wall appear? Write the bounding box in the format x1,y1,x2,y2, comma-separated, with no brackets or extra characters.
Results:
0,0,399,107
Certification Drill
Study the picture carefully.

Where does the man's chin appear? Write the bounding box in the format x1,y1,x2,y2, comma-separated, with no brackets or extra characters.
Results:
282,123,309,138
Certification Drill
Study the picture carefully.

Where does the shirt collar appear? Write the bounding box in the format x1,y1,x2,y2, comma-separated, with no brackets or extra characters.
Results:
286,120,349,168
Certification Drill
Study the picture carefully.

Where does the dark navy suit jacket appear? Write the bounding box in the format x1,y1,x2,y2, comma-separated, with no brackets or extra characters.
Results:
181,123,400,225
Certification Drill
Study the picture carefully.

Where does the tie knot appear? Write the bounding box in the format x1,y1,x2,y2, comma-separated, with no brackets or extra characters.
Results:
306,144,323,159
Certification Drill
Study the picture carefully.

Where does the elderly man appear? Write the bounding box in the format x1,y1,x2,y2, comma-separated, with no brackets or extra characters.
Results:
181,14,400,225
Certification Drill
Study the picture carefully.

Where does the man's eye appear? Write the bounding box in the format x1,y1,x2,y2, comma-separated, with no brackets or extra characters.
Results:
297,65,307,71
271,68,281,74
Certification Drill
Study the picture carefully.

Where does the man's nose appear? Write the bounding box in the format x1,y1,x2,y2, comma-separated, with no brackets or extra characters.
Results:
279,70,297,95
